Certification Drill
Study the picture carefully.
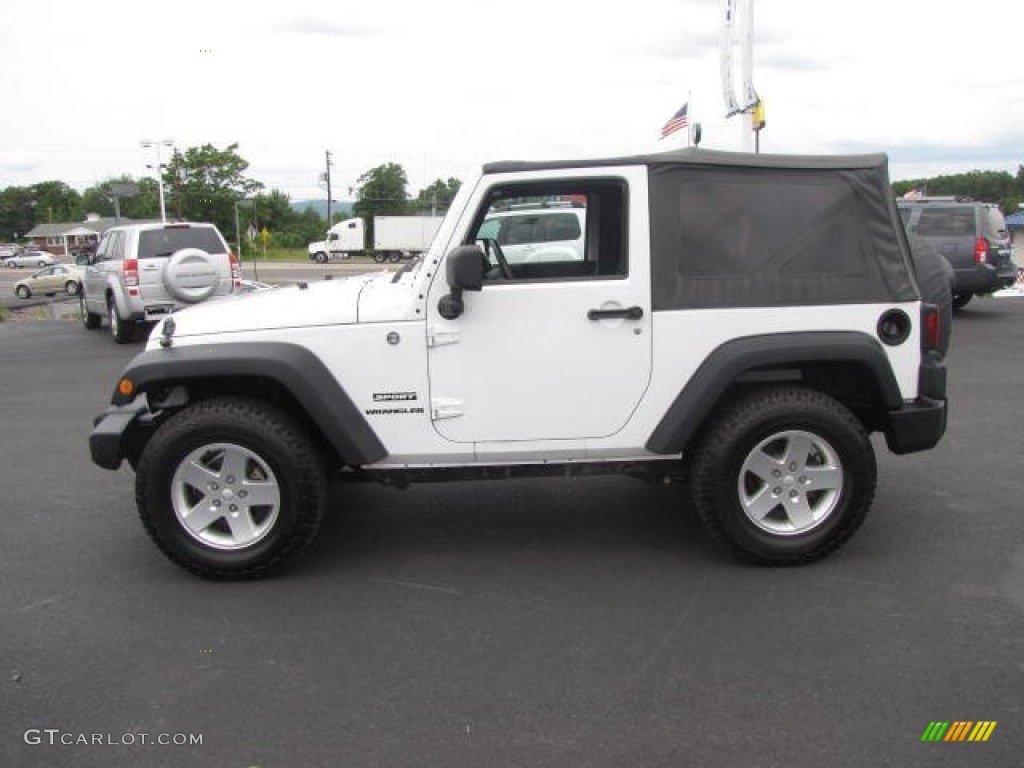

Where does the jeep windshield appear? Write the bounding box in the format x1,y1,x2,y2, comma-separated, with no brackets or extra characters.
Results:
138,227,226,259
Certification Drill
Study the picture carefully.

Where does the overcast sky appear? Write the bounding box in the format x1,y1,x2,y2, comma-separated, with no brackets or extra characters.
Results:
1,0,1020,203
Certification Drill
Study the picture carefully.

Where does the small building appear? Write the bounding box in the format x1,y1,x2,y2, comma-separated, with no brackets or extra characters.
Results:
23,215,150,256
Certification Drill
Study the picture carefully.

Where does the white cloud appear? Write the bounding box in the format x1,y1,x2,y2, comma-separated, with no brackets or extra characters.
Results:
0,0,1020,198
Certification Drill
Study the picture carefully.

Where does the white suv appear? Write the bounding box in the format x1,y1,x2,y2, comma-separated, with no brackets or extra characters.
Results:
477,205,585,264
80,222,240,343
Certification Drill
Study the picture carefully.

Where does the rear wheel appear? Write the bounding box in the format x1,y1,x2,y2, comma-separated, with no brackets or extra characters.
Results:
136,397,328,580
108,296,132,344
691,386,876,565
65,280,80,296
952,293,973,310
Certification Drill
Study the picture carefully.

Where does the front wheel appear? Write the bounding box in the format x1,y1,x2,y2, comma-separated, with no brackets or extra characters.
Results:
65,280,80,296
136,398,328,579
314,252,328,264
15,285,30,299
690,386,876,565
81,293,101,329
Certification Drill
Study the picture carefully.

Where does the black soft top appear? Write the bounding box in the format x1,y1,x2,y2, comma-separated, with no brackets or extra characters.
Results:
488,148,918,309
483,148,890,175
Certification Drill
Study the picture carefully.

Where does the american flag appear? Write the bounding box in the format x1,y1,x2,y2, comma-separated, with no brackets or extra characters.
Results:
660,102,689,139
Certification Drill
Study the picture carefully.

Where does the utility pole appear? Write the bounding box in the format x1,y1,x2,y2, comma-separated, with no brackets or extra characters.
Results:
325,150,333,226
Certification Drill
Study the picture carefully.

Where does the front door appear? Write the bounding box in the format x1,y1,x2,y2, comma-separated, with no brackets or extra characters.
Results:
426,170,651,445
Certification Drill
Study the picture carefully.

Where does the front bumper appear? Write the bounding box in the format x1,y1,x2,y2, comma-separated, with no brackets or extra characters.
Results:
90,401,151,470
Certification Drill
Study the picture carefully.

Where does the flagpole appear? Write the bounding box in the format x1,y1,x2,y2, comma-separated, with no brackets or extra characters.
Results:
687,90,693,147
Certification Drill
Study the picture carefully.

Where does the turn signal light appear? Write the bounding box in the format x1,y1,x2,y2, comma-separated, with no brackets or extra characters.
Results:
117,378,135,397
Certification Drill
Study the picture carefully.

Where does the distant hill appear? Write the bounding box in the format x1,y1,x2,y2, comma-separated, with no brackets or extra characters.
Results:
290,199,354,219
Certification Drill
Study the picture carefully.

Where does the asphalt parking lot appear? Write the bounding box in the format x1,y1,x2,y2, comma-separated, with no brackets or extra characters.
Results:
3,298,1023,767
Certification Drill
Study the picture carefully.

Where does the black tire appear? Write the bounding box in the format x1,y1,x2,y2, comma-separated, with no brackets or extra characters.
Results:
372,252,387,264
691,386,876,565
952,293,972,310
315,252,328,264
81,293,101,329
15,285,30,299
65,280,80,296
136,397,328,580
108,296,131,344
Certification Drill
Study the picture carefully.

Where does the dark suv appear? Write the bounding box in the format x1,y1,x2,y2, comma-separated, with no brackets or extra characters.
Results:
897,198,1016,309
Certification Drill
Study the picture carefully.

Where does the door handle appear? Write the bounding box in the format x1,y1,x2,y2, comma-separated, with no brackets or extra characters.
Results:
587,306,644,321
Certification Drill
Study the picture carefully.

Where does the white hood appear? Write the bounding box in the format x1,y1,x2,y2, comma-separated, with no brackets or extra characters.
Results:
157,273,379,339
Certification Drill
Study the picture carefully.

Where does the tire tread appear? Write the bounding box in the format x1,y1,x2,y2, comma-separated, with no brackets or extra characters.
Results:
691,386,875,566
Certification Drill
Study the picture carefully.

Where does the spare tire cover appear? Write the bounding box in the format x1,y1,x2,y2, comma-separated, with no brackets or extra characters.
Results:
163,248,220,303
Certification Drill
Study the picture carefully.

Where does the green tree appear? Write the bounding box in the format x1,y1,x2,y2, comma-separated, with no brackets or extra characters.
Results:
0,182,83,240
162,143,263,235
353,163,410,221
413,177,462,215
30,181,83,224
893,169,1020,214
0,186,38,240
82,176,161,221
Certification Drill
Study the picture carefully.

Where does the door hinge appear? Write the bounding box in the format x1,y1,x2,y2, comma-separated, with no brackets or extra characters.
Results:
427,327,459,348
431,398,464,420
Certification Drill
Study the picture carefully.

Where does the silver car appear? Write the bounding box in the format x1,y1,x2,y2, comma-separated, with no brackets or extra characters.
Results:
3,250,56,269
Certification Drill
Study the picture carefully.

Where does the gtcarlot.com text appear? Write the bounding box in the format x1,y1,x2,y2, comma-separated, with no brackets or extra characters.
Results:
24,729,202,747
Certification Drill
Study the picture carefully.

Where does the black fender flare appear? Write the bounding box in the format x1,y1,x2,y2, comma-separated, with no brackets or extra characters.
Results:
111,342,387,466
645,331,902,454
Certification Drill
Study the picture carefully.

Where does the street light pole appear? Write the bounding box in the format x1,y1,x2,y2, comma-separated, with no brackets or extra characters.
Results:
234,198,259,282
234,200,242,262
141,139,174,222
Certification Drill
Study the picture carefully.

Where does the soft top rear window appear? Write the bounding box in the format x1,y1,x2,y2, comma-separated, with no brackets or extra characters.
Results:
138,227,225,259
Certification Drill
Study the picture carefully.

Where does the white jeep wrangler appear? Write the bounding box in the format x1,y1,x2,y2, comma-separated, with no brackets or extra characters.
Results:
90,149,948,579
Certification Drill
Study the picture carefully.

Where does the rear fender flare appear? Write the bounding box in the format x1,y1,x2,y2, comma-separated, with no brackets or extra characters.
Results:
646,331,901,454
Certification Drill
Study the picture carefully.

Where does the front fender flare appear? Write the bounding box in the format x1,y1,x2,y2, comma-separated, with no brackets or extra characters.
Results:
110,342,387,466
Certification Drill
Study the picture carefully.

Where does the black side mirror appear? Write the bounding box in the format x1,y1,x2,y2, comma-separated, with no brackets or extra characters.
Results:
439,245,485,320
446,245,485,291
